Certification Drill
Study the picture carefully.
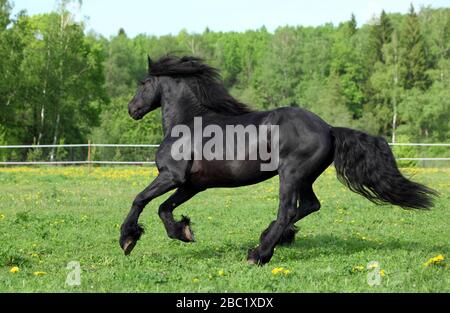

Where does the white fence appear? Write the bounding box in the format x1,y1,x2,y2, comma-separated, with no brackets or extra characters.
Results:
0,143,449,165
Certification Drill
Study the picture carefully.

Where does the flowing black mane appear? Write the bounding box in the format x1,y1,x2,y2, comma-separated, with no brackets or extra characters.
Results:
149,55,253,115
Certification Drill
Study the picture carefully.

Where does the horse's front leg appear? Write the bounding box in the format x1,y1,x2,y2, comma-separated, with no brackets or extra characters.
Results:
120,172,179,255
158,185,202,242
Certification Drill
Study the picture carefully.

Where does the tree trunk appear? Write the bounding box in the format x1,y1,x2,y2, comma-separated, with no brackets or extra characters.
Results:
37,43,52,145
391,31,399,144
392,97,397,143
49,113,60,161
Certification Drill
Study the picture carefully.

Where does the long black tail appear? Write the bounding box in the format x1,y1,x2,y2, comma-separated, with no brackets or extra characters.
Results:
331,127,437,209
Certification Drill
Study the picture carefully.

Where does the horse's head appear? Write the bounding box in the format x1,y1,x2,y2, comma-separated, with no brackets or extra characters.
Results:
128,56,162,120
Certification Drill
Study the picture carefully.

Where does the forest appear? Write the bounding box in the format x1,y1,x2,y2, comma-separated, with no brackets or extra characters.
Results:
0,0,449,162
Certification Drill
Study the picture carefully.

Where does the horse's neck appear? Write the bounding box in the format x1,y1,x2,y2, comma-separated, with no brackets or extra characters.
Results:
160,91,205,136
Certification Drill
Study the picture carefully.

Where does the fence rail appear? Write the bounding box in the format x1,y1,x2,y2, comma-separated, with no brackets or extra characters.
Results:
0,143,449,165
0,161,156,165
389,143,450,146
0,144,160,149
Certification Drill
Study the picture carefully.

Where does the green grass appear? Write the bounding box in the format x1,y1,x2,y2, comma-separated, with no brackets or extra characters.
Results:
0,167,448,292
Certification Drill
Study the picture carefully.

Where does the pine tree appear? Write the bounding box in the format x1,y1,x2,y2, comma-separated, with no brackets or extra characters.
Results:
348,13,357,35
400,4,430,90
118,27,127,37
379,10,393,44
369,10,393,63
369,10,393,64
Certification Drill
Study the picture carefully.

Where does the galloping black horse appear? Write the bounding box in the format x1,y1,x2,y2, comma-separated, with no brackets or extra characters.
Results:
120,55,436,264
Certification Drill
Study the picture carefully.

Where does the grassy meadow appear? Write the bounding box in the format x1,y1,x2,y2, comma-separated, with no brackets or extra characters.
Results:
0,166,448,292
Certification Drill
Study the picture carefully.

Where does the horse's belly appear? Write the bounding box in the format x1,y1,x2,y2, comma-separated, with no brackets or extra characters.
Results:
189,159,277,188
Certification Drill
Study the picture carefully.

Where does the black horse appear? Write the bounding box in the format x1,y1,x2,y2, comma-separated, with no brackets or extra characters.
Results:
120,55,436,264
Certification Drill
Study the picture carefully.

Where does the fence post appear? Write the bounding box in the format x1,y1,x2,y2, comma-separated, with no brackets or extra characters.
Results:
87,140,92,172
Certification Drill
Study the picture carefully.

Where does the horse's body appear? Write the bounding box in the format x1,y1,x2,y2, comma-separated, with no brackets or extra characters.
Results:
120,56,436,264
159,106,331,189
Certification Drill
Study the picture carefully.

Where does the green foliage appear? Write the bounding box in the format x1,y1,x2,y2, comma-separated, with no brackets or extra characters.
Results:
55,138,68,161
391,134,419,167
1,5,449,163
256,27,302,108
398,82,450,141
368,10,394,64
0,124,7,161
400,5,431,90
0,0,11,30
302,75,353,127
330,16,367,118
26,147,43,162
1,2,107,155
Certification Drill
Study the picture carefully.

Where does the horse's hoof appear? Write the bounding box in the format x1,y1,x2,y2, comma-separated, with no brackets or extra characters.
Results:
247,248,261,265
247,247,272,265
122,238,136,255
183,224,195,242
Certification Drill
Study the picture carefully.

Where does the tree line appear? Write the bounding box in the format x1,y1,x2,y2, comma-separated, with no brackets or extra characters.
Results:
0,1,449,162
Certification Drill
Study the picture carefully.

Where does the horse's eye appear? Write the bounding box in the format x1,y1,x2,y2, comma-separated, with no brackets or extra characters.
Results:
139,80,145,85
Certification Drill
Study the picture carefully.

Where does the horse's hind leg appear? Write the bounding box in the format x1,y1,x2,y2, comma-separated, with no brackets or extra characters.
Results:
277,141,333,245
248,170,298,265
258,183,320,246
120,172,179,255
277,183,321,245
158,185,202,242
258,144,332,247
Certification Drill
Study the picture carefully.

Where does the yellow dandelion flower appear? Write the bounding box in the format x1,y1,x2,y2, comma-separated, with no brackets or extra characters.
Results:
30,253,39,258
33,271,47,276
351,265,364,272
271,267,284,275
379,269,386,277
218,269,225,277
272,267,291,275
0,214,5,220
423,254,445,267
367,262,379,270
10,266,20,273
192,278,200,283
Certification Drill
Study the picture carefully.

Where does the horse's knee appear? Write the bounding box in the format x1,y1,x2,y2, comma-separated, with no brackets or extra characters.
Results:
133,195,147,208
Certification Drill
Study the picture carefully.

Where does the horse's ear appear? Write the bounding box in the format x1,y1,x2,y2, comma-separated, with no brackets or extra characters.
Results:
147,55,153,73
